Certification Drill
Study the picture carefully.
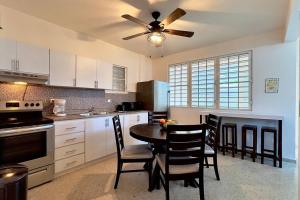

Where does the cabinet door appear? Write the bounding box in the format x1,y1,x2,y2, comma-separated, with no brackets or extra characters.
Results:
17,42,49,74
137,112,149,124
97,60,113,90
123,114,141,145
85,117,107,162
0,38,17,71
76,56,97,88
105,116,117,155
50,50,76,87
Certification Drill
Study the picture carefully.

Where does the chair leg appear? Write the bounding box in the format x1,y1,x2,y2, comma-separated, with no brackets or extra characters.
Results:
165,178,170,200
148,161,153,191
199,176,205,200
114,162,123,189
205,156,209,168
213,154,220,181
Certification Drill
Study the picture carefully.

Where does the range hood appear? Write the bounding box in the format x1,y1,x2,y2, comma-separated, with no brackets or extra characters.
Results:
0,70,48,85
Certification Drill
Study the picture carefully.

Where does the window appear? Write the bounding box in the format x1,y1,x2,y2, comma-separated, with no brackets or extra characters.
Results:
169,63,188,107
219,53,251,109
112,65,126,91
168,51,252,110
191,59,215,108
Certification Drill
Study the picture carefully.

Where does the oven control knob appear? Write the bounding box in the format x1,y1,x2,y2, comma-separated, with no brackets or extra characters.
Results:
30,103,34,107
25,103,29,107
36,103,40,107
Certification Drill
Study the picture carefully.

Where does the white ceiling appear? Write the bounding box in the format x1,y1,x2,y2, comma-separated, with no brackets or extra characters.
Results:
0,0,289,57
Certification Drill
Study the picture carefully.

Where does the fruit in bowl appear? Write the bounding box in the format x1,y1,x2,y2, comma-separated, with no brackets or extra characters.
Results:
159,119,176,129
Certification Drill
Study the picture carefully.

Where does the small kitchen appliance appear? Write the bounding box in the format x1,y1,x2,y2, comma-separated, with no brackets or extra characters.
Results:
51,99,66,116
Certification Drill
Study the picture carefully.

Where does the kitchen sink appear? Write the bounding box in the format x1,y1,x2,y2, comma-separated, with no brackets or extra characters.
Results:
79,111,108,117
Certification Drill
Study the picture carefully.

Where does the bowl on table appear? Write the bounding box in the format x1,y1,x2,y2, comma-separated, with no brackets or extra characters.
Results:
159,119,176,130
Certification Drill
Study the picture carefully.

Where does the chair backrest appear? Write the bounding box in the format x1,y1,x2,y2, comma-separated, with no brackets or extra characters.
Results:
205,114,222,149
112,115,125,158
148,111,168,124
165,124,206,175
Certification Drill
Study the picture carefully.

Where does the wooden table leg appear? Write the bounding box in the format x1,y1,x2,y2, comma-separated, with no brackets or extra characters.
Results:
278,120,282,168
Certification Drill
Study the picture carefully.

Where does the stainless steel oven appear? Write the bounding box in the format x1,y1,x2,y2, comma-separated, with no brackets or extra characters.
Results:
0,101,55,188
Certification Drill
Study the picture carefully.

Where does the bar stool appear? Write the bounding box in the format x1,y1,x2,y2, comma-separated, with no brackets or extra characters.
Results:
261,126,277,167
222,123,237,157
241,125,257,162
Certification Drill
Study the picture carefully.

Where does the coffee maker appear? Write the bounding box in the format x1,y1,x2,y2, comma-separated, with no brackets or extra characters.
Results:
51,99,66,116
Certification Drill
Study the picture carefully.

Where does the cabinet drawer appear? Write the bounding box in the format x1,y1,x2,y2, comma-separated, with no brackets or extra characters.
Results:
55,132,84,148
55,154,84,174
55,120,84,135
55,143,84,161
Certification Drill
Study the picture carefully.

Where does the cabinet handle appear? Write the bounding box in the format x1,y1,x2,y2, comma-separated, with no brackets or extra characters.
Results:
65,161,77,167
73,79,76,87
11,59,15,71
94,81,97,88
64,137,77,143
137,115,140,122
65,127,76,130
17,60,19,71
65,149,76,155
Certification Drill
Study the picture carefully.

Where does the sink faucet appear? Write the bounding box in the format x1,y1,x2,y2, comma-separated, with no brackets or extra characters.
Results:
88,106,95,113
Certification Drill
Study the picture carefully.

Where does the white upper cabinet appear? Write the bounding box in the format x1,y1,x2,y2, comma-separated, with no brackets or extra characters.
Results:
0,38,17,71
50,50,76,87
97,60,113,90
17,42,49,75
76,56,97,88
127,65,138,92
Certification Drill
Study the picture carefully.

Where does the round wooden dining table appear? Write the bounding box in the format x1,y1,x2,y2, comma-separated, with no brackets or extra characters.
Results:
129,123,167,145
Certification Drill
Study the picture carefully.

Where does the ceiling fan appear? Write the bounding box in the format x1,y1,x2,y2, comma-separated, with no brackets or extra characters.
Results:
122,8,194,47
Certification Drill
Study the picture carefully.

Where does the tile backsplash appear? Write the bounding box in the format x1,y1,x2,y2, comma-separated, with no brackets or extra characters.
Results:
0,83,135,114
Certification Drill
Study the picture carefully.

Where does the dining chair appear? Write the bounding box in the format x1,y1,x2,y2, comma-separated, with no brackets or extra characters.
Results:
155,124,207,200
203,114,222,181
112,115,154,190
148,111,168,124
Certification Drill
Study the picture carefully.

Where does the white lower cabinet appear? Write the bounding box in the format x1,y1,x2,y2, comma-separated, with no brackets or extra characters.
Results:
55,154,85,173
54,120,85,174
85,117,107,162
54,112,148,174
123,112,148,145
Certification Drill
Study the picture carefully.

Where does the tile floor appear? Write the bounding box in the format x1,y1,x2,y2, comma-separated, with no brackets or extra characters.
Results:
28,155,297,200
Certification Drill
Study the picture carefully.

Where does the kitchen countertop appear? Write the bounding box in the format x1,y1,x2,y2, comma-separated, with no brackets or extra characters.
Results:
45,110,150,121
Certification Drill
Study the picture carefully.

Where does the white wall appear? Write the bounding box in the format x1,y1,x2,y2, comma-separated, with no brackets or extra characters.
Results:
0,5,153,89
153,31,298,160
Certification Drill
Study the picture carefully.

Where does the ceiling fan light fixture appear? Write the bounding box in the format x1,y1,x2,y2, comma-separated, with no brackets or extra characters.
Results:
147,32,165,47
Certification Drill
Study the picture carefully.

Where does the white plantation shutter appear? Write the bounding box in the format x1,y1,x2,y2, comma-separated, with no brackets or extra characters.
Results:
219,53,251,109
191,59,215,108
169,63,188,107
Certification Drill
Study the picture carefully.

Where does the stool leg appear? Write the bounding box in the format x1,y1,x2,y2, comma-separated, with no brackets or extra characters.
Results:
241,128,245,160
225,127,228,152
235,126,238,154
261,130,264,164
231,128,235,157
222,126,225,155
253,129,257,162
274,131,277,167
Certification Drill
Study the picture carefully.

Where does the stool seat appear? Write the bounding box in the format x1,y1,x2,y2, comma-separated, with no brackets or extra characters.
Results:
242,125,257,130
223,123,236,128
261,126,276,132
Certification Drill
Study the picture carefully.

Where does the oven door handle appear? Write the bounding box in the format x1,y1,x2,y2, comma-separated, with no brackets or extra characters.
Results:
0,124,54,136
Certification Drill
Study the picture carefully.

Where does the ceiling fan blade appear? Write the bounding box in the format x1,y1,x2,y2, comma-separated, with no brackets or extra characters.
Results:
122,31,150,40
122,14,150,28
160,8,186,27
164,29,194,37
